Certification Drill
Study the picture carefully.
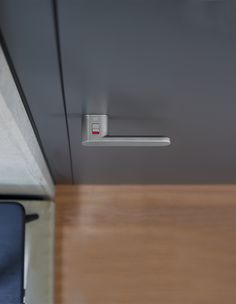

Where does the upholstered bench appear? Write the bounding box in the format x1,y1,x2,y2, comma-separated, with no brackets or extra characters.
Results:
0,203,38,304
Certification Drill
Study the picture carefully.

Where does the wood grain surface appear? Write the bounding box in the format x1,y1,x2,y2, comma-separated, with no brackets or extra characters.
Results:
55,185,236,304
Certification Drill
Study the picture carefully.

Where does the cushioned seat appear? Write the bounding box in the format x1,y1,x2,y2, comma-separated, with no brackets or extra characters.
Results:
0,203,25,304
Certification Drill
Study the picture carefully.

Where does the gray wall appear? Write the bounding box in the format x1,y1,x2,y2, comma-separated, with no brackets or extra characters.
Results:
1,1,236,184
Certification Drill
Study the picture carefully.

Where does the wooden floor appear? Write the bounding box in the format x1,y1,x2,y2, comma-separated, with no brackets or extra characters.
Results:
55,185,236,304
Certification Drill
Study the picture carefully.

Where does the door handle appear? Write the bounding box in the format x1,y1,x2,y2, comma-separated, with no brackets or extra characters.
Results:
81,115,171,147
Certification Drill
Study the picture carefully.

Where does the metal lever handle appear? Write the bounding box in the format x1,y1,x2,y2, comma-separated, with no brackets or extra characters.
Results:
81,115,171,147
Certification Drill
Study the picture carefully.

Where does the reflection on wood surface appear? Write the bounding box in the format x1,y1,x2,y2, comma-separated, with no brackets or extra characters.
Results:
55,185,236,304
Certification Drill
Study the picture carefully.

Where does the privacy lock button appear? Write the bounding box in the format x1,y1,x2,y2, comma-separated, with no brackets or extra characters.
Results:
91,123,100,135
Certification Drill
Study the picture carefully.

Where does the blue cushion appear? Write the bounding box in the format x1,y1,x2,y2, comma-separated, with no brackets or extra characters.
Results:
0,203,25,304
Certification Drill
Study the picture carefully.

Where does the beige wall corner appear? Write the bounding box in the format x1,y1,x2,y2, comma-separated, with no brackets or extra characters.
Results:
0,46,54,198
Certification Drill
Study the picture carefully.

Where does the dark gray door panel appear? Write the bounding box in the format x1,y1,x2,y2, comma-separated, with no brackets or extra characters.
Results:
69,116,236,184
0,0,72,183
58,1,236,183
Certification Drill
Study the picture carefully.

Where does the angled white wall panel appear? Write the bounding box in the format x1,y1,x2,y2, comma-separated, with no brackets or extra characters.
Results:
0,46,54,197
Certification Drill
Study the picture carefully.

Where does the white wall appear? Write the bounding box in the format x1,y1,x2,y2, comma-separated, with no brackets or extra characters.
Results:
0,46,54,197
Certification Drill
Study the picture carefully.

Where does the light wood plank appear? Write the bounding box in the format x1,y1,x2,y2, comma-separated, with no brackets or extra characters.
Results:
55,185,236,304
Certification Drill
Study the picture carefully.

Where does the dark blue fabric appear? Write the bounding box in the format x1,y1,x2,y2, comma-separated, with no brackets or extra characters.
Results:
0,203,25,304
